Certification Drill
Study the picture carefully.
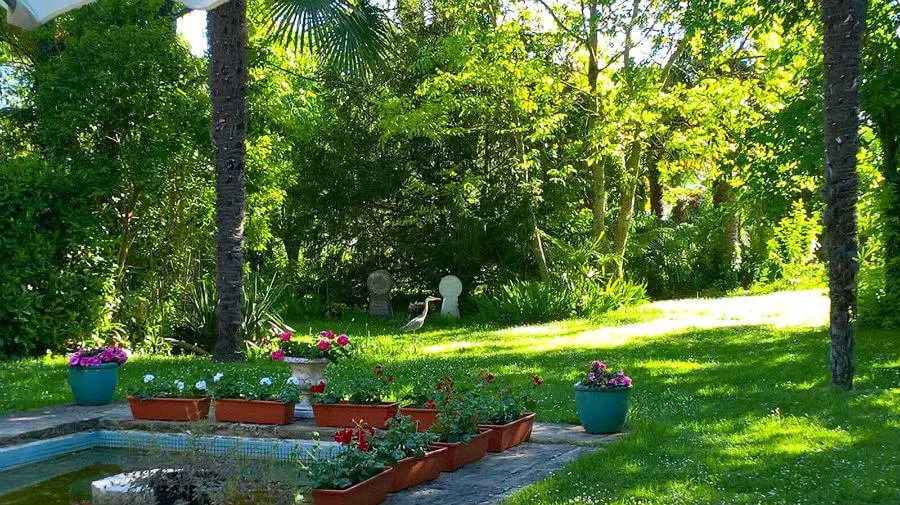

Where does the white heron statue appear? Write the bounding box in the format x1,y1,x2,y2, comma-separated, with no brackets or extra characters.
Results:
400,296,441,333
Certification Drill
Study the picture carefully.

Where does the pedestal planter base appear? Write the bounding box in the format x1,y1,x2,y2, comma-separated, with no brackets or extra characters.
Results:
312,402,399,429
68,363,120,406
574,382,631,434
479,412,536,452
286,357,329,420
399,407,439,432
310,468,393,505
389,447,447,492
214,399,295,425
431,429,492,472
128,397,210,421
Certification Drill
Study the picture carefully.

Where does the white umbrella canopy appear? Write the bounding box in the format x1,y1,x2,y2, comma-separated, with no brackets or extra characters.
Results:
1,0,229,28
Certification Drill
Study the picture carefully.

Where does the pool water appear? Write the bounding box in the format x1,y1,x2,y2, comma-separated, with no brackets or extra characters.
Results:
0,448,305,505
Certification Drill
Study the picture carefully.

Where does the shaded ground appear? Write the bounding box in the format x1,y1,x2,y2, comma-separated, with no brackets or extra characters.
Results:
1,290,897,504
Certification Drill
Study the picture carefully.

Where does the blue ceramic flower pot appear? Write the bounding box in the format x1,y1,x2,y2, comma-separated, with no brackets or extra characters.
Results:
68,362,119,405
574,382,631,434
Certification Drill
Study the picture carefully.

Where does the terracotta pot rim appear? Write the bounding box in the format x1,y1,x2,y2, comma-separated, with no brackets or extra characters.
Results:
399,405,439,412
478,412,537,428
432,428,492,447
310,467,393,494
395,446,447,465
314,401,400,407
214,398,293,405
128,396,211,401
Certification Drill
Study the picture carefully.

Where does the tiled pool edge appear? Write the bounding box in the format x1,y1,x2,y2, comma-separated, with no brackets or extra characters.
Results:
0,430,337,472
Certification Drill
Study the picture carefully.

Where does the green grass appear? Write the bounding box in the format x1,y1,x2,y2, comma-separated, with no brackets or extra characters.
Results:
1,292,897,504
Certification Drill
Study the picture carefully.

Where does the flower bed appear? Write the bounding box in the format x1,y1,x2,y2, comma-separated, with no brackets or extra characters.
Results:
479,412,536,452
431,429,492,472
128,374,211,421
313,365,399,428
212,372,303,425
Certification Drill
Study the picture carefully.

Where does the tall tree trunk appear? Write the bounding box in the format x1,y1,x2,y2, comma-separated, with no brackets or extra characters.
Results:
713,178,739,275
611,141,642,278
515,129,550,280
586,0,605,242
821,0,866,389
647,146,664,219
208,0,248,362
876,113,899,308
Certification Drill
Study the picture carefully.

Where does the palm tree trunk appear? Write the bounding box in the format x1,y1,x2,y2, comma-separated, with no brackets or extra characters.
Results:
208,0,248,362
821,0,866,389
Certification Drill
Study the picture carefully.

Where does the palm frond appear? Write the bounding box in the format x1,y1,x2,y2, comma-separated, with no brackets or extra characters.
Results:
262,0,391,77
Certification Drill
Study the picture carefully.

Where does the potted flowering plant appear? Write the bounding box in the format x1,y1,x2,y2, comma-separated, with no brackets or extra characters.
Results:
368,415,443,492
307,428,393,505
400,376,462,432
429,400,492,472
66,345,128,405
474,373,542,452
212,372,303,425
128,374,211,421
312,365,399,428
271,330,351,419
574,360,633,433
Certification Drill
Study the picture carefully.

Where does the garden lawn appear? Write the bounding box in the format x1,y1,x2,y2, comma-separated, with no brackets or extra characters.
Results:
0,291,897,504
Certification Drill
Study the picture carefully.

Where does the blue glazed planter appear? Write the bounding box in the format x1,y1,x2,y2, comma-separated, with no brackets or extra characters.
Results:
68,362,119,405
574,382,631,434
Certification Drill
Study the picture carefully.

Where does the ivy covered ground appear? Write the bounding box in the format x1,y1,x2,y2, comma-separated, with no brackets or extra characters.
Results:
1,291,897,504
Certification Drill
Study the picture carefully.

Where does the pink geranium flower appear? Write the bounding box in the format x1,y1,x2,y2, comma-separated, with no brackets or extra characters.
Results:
271,349,285,360
319,330,335,340
318,340,331,351
280,331,292,342
336,334,350,347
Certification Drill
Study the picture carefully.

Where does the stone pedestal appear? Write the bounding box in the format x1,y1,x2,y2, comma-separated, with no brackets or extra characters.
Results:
367,270,394,318
285,357,329,419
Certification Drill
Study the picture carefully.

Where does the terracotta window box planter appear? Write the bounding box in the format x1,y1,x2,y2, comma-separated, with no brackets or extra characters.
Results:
399,406,439,432
430,429,492,472
128,396,211,421
389,447,447,492
312,402,399,428
214,398,295,425
310,467,393,505
479,412,536,452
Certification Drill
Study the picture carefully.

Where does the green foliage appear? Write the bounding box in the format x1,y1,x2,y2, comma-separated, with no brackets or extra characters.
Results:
431,402,482,444
305,446,385,490
210,370,303,403
318,366,395,404
128,371,210,399
371,414,438,466
760,200,826,288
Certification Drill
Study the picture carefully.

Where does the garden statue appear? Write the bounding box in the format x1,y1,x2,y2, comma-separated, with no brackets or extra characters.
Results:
400,296,441,332
438,275,462,318
367,269,394,318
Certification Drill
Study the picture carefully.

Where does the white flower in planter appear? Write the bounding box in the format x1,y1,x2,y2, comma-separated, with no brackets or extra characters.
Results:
260,377,273,386
213,372,224,382
195,380,208,391
287,376,301,386
143,374,155,383
175,380,185,391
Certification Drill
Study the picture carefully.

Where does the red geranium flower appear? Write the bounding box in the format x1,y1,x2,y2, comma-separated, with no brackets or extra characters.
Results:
485,373,494,383
532,375,543,386
424,399,436,409
334,429,353,445
386,374,394,383
309,381,326,394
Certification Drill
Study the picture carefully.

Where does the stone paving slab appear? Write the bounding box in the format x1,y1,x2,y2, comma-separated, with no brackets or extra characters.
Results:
385,442,588,505
1,402,617,449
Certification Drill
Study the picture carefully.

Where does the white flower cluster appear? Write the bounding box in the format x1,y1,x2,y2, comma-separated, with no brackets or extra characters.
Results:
259,377,273,386
143,374,155,383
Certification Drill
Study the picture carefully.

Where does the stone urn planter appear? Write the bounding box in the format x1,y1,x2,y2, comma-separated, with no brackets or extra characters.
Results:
574,382,631,433
431,429,492,472
310,467,394,505
479,412,536,452
285,356,329,419
68,362,120,406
